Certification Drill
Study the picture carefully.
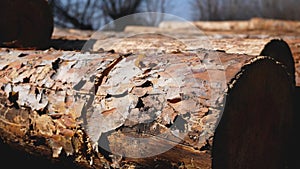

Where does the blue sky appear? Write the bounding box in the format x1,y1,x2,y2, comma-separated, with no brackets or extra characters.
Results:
167,0,193,21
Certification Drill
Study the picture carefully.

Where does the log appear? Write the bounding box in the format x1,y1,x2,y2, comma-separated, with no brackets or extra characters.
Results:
159,18,300,32
212,40,295,169
0,34,295,169
0,0,53,49
122,20,300,86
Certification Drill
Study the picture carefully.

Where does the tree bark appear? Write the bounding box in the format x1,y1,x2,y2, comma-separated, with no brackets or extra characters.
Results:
0,34,295,169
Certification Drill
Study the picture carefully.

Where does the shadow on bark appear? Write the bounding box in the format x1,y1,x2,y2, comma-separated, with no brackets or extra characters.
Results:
50,39,88,51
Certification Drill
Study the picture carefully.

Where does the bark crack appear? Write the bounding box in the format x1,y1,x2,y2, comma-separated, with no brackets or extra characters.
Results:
94,53,131,94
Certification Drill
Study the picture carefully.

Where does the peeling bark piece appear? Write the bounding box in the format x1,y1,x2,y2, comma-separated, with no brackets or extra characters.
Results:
0,0,53,49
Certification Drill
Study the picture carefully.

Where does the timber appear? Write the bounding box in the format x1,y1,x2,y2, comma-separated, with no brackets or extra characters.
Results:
0,18,299,169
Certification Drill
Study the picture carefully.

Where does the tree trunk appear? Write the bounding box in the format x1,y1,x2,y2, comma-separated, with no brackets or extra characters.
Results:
0,33,295,169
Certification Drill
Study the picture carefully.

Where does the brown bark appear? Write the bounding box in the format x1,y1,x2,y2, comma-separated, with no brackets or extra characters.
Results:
0,0,53,49
0,33,295,169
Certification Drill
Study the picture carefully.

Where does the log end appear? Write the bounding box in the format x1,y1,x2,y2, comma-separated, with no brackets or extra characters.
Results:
260,38,295,84
212,56,295,169
0,0,53,49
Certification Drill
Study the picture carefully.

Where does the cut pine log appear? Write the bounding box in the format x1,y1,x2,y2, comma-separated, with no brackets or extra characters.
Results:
0,37,295,169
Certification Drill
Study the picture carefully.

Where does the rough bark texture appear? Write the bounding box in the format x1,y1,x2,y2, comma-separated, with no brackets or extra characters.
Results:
0,18,299,169
0,0,53,49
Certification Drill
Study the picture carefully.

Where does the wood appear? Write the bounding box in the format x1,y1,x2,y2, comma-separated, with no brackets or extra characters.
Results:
1,40,292,168
0,18,299,168
213,55,294,169
159,18,300,32
0,0,53,49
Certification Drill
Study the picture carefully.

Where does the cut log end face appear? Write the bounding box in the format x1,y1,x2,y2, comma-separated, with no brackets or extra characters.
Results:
212,58,294,169
0,0,54,49
260,39,296,85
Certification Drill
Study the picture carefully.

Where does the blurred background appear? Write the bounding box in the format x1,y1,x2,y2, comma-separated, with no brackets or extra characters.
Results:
48,0,300,31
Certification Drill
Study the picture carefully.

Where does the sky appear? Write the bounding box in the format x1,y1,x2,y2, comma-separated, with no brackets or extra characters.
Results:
166,0,193,21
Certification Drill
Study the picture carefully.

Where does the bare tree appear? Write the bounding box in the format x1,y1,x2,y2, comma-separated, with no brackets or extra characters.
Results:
192,0,300,21
141,0,170,26
48,0,104,30
192,0,221,20
102,0,141,20
257,0,300,20
101,0,141,31
48,0,143,31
